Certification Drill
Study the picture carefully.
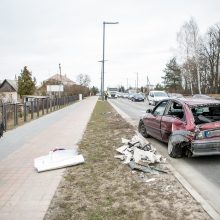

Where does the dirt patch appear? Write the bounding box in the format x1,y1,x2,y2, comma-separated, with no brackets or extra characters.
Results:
44,101,211,220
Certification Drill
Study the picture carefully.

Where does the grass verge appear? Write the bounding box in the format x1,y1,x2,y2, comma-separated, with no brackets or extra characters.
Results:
44,101,210,220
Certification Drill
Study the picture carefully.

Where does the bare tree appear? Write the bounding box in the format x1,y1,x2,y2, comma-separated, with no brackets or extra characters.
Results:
76,74,91,87
177,17,201,94
200,24,220,93
177,20,193,94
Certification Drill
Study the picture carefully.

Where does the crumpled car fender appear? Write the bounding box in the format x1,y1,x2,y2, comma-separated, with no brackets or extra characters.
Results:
169,130,193,147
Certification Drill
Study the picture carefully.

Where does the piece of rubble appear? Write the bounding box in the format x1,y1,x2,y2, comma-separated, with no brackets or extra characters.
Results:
101,112,112,115
123,150,133,164
114,155,125,160
133,147,161,164
115,132,167,175
150,166,168,174
145,178,155,183
129,161,158,174
116,145,128,154
121,138,130,144
136,161,167,174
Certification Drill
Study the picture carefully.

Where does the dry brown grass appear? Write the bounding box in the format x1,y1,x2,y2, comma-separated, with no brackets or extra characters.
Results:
44,101,210,220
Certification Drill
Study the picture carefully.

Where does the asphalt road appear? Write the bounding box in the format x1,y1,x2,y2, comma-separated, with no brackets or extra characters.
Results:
109,98,220,219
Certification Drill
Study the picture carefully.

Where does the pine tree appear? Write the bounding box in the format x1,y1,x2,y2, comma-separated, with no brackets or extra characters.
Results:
162,57,182,92
18,66,36,97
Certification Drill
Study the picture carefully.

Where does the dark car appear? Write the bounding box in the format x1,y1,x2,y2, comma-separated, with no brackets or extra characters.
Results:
132,93,145,102
138,98,220,158
128,93,135,100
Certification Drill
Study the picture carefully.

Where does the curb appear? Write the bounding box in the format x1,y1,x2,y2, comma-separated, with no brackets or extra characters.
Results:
108,100,220,220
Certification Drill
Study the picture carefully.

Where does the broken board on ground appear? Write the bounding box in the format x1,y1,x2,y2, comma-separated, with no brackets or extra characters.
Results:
34,149,85,172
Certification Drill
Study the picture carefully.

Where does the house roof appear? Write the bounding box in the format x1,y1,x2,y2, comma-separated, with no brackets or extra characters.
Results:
0,79,18,92
46,74,76,85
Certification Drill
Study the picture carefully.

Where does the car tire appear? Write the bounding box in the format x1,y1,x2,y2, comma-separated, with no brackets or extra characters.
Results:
138,120,149,138
168,137,183,158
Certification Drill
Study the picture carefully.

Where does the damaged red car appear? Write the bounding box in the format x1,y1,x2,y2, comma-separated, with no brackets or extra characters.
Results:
138,98,220,158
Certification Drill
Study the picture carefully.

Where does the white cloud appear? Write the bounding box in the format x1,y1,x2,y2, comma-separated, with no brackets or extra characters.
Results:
0,0,220,89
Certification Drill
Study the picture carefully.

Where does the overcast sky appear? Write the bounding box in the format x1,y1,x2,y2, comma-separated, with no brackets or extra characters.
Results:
0,0,220,89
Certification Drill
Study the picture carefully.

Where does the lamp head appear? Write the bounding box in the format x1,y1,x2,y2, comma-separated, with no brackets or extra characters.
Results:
104,21,119,25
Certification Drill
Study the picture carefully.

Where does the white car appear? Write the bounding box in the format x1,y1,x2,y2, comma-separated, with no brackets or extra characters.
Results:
148,90,169,106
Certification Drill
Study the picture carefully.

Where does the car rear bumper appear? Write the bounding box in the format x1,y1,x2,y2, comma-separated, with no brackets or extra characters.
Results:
191,139,220,156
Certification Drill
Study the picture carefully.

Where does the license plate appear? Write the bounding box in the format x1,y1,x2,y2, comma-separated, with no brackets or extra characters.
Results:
205,130,220,138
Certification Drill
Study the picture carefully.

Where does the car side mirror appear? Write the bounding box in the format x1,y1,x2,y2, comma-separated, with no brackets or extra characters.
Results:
146,109,152,113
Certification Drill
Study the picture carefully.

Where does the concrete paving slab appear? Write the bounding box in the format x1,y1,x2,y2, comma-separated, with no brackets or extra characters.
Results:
0,96,98,219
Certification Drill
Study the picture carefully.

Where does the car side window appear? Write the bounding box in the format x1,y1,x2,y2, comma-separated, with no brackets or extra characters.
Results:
153,101,167,116
166,101,185,121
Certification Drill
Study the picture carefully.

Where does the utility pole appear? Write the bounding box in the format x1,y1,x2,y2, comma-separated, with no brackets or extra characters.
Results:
137,72,139,92
59,63,62,98
98,60,103,97
59,63,62,79
101,21,119,101
147,76,150,92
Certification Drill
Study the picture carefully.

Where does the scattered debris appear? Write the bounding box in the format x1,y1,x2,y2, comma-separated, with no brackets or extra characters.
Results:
114,155,125,160
129,161,158,174
34,147,85,172
121,138,130,144
115,132,167,175
116,145,128,154
133,147,161,164
145,178,156,183
101,112,112,115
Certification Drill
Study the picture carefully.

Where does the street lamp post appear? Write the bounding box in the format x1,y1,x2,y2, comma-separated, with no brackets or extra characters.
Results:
101,21,119,101
98,60,103,98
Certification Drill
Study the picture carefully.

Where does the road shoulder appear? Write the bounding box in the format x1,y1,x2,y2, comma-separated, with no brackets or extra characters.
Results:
109,99,220,220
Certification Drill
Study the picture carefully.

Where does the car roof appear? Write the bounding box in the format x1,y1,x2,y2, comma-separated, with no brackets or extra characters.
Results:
192,94,213,98
150,90,166,93
169,97,220,107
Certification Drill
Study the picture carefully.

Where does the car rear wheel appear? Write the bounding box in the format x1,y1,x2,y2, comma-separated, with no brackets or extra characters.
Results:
138,120,149,138
168,137,183,158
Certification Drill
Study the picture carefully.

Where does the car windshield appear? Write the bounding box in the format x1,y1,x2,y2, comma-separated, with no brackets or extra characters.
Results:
108,88,117,91
154,92,168,97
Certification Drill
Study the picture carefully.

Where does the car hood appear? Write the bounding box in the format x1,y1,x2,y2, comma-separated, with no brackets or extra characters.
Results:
154,96,168,101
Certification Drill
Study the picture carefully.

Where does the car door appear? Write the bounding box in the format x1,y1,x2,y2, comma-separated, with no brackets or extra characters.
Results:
161,100,186,142
144,100,168,140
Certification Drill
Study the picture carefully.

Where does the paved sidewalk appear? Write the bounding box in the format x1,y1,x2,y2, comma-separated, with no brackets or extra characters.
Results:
0,96,98,220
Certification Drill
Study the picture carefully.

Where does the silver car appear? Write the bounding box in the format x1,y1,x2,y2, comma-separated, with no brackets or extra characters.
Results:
148,90,169,106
